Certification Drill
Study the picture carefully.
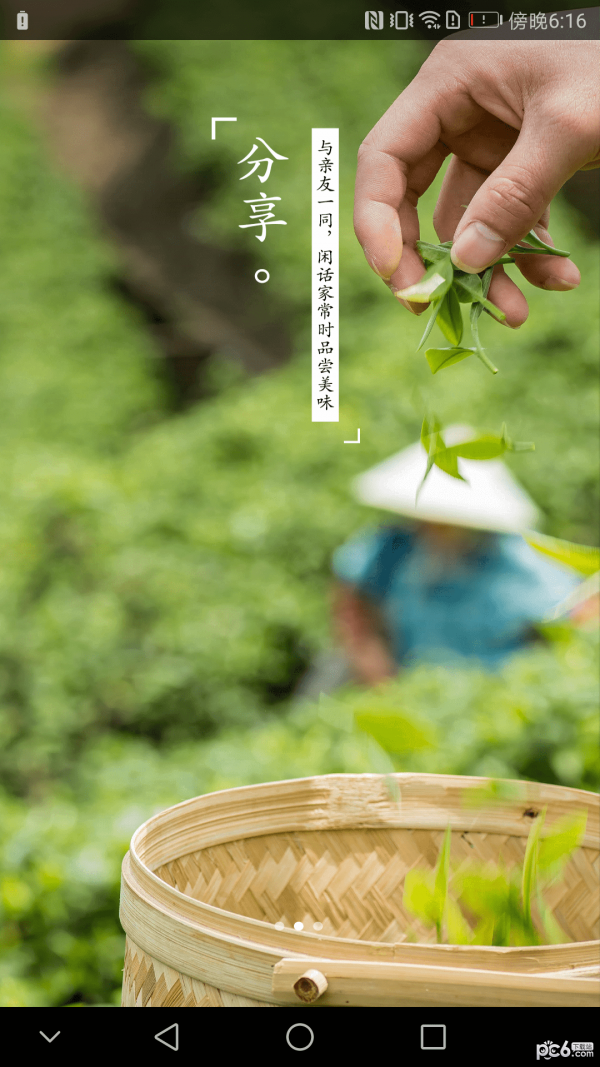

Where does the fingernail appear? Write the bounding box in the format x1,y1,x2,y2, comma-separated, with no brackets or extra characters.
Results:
543,276,579,291
366,248,396,281
451,222,505,273
395,295,416,314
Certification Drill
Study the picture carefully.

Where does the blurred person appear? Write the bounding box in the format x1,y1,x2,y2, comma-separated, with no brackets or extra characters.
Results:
296,426,581,696
354,40,600,325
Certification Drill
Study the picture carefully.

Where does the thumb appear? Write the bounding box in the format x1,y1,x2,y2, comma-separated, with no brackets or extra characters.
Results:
450,117,591,274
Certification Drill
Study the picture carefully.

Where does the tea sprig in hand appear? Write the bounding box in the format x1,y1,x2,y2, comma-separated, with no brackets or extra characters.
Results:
396,229,571,377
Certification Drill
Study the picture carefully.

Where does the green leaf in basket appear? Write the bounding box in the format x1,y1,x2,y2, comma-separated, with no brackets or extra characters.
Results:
537,811,587,880
470,915,496,946
536,894,569,945
445,895,472,945
523,532,600,576
425,347,476,374
395,257,453,303
522,807,546,928
403,869,439,927
436,287,463,346
433,826,452,943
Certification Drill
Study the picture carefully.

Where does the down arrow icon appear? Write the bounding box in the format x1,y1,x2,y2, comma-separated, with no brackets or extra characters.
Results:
40,1032,60,1043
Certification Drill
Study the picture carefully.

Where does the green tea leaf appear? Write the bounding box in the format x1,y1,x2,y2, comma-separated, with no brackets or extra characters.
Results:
470,301,499,374
354,709,435,753
453,272,505,320
417,416,447,498
433,826,452,941
436,288,463,345
430,447,467,482
452,271,484,304
403,870,438,926
509,229,570,257
445,896,472,945
425,346,476,374
524,533,600,576
522,808,546,927
536,895,569,945
420,413,442,450
448,434,507,461
537,811,587,877
416,299,443,352
471,916,496,945
395,257,453,303
415,240,452,265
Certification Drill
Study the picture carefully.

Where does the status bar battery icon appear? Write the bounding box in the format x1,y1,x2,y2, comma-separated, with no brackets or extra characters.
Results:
17,10,28,29
469,11,503,27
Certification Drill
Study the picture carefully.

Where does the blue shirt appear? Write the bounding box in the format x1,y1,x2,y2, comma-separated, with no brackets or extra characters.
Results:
332,526,580,669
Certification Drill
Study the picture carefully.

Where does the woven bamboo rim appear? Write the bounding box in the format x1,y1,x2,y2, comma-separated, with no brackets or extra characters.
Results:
120,773,600,1007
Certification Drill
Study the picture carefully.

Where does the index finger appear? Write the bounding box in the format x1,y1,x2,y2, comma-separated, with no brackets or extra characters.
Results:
353,72,474,293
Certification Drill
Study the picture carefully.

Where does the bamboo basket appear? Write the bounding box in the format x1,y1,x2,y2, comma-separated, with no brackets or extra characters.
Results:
120,773,600,1007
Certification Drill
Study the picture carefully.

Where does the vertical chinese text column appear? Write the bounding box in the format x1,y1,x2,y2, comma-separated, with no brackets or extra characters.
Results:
312,129,339,422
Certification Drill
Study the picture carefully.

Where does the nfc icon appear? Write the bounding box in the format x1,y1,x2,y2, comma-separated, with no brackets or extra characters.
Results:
365,10,384,29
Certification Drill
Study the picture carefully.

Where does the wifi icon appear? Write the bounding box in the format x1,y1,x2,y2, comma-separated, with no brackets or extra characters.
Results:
419,10,441,28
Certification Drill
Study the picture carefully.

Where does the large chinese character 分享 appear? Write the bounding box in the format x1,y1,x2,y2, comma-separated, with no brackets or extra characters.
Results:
239,192,287,242
238,137,288,183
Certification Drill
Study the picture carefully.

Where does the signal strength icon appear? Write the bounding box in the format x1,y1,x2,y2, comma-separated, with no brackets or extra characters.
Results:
419,10,441,28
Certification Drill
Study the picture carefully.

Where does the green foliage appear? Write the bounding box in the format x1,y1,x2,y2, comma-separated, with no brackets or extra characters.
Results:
418,418,534,494
524,532,600,576
403,808,587,946
351,625,599,788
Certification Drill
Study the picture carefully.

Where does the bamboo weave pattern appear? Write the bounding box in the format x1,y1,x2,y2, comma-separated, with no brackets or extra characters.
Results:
154,827,599,945
122,936,274,1007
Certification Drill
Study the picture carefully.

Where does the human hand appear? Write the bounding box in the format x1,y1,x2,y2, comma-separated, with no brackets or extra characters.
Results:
354,40,600,327
332,583,397,686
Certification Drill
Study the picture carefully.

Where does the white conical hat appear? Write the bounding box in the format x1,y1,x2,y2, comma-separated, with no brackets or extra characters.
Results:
353,425,539,533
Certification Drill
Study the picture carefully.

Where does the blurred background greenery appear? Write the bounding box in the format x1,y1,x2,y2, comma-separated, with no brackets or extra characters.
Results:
0,39,597,1007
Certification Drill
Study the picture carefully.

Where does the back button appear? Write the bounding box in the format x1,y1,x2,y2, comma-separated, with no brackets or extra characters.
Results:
155,1023,179,1051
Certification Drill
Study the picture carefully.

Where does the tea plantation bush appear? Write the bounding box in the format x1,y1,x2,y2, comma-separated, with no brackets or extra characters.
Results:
0,42,598,799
